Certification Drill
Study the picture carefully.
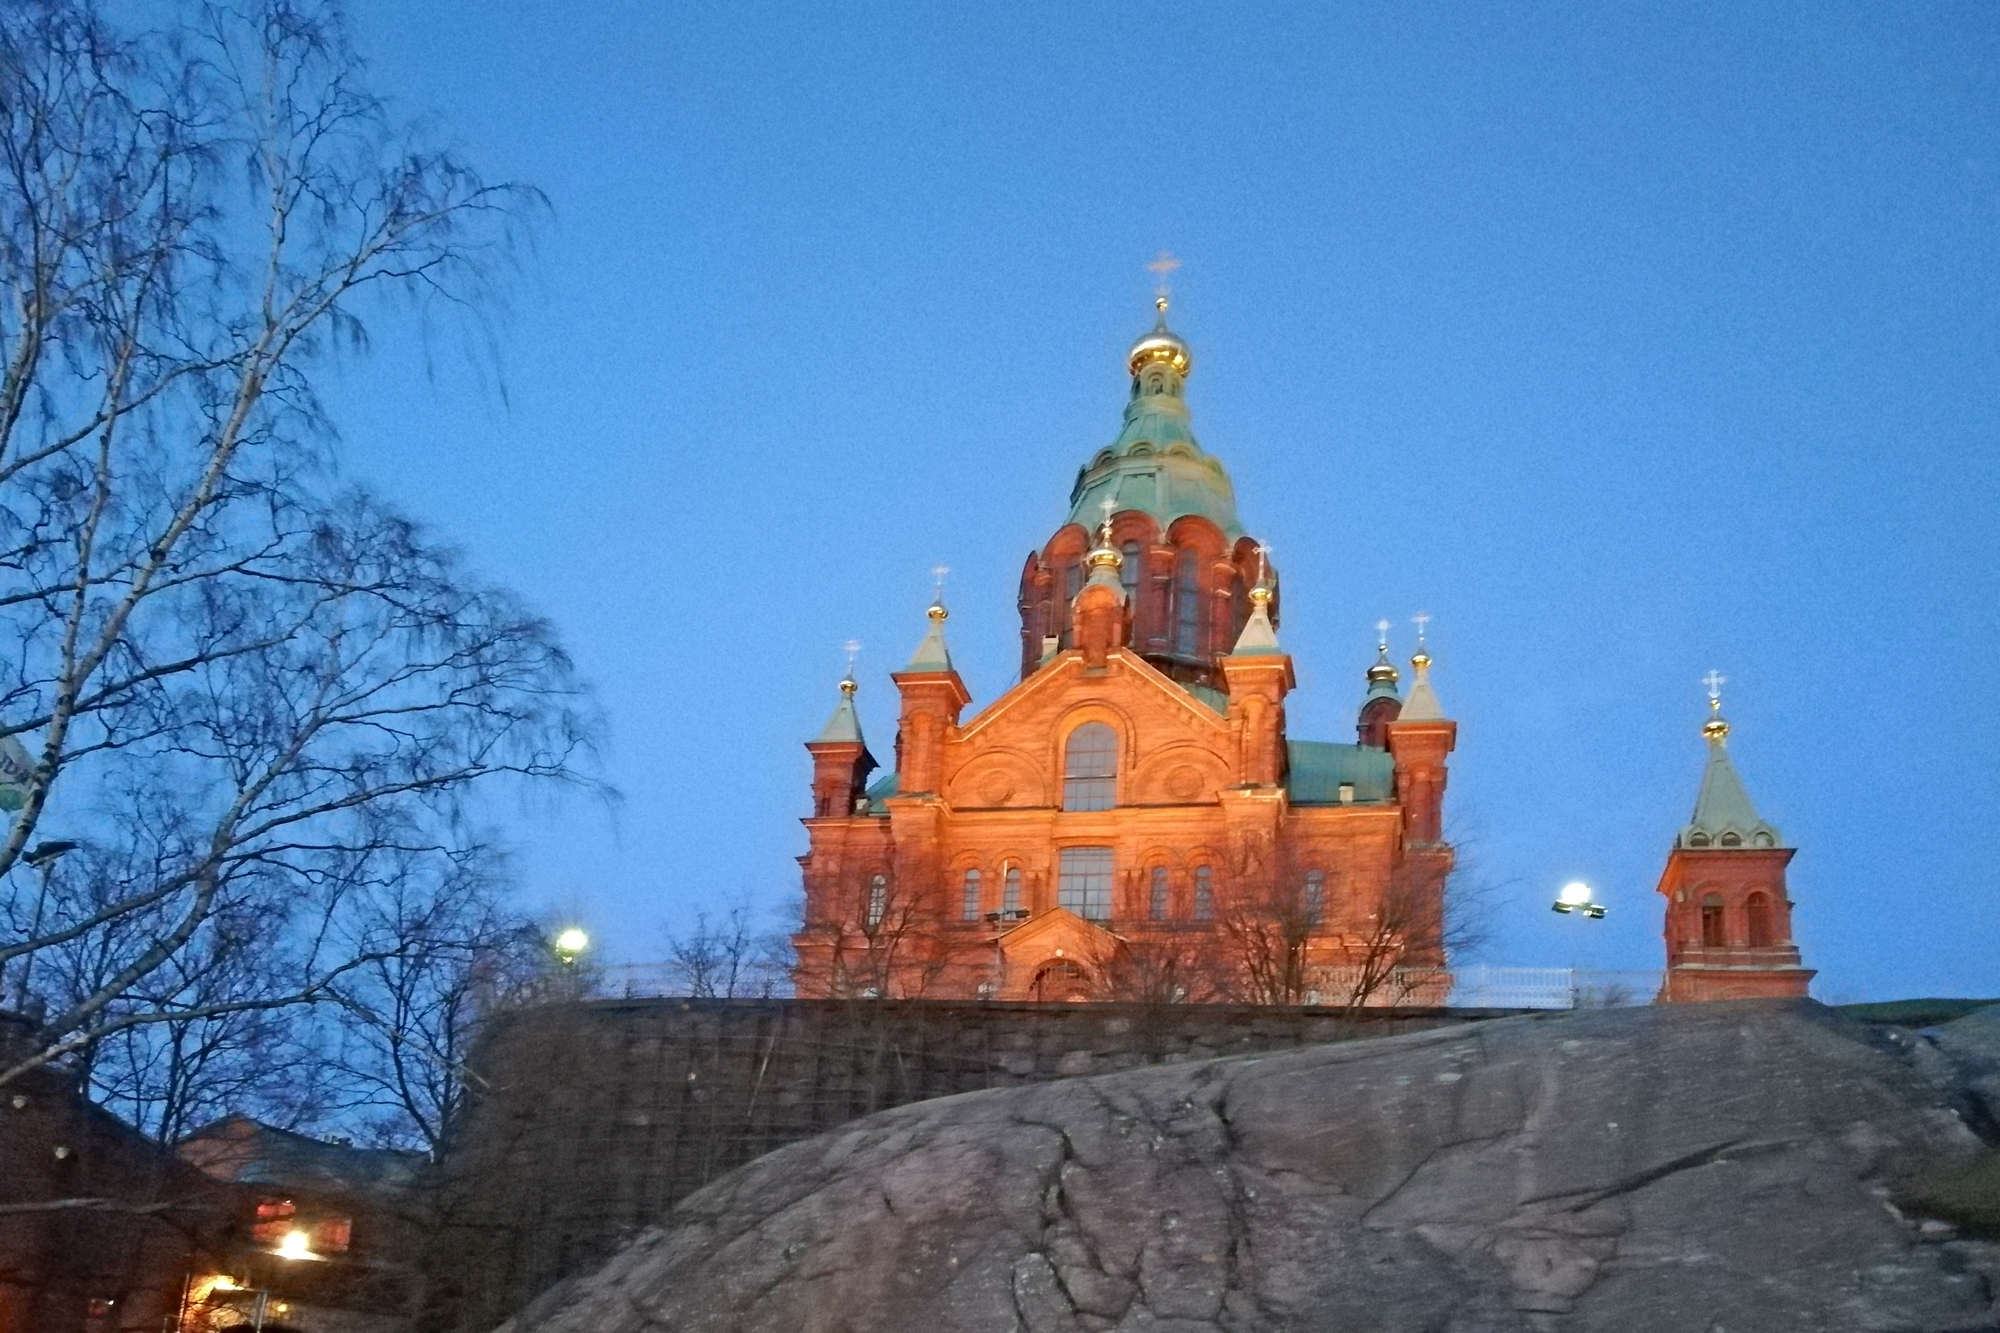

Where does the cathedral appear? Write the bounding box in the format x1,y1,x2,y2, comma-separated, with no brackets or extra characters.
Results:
793,300,1459,1004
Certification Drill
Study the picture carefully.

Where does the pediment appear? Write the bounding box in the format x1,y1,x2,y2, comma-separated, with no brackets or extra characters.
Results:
996,907,1120,964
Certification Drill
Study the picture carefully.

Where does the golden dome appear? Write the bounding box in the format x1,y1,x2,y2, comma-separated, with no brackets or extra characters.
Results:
1127,298,1192,377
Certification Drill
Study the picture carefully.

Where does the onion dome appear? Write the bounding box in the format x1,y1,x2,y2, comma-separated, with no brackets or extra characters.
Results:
1127,297,1192,377
1365,620,1401,698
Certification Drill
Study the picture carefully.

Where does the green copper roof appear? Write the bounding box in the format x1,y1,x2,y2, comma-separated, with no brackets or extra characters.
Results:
814,685,865,744
1286,741,1395,805
1679,735,1783,849
1064,323,1244,540
863,770,898,815
1230,602,1281,655
1177,680,1230,716
903,607,955,673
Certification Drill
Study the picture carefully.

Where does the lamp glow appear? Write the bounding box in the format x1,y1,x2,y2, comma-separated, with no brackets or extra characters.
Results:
1552,881,1607,919
275,1229,316,1260
554,927,589,959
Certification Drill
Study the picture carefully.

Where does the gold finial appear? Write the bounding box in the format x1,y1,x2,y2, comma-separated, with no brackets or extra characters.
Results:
1702,669,1729,741
1147,249,1181,317
928,566,950,621
1376,618,1391,654
1086,496,1123,573
840,639,861,694
1248,542,1273,607
1410,611,1432,667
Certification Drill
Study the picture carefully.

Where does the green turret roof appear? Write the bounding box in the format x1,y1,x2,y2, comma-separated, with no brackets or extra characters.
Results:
814,683,865,744
1679,726,1783,850
1064,313,1244,539
903,603,955,673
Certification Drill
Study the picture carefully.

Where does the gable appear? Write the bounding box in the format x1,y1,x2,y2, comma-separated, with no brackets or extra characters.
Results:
944,649,1237,809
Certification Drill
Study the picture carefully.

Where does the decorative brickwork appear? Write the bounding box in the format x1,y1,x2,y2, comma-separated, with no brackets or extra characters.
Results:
793,311,1458,1004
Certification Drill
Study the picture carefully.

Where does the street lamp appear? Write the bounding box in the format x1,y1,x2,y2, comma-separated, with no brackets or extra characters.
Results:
553,927,589,963
1551,881,1606,919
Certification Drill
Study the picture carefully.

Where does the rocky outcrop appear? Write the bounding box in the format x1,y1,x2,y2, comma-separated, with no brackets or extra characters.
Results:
496,1001,2000,1332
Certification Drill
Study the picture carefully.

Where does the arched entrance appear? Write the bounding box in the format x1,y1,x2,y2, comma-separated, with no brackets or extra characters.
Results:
1031,959,1093,1003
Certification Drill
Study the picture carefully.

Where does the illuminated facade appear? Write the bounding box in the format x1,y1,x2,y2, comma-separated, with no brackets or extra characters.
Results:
794,304,1457,1003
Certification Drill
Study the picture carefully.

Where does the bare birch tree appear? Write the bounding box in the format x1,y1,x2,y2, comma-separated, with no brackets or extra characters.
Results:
0,0,597,1117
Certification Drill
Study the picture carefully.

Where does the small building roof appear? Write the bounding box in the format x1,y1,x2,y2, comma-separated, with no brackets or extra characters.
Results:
1285,741,1396,805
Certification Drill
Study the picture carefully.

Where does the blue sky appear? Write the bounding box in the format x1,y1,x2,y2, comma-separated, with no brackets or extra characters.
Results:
313,0,1996,1000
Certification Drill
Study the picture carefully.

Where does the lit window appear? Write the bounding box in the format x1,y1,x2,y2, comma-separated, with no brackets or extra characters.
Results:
252,1198,296,1245
1058,847,1114,921
1149,867,1169,920
866,875,887,928
1003,867,1022,913
1193,866,1214,920
1062,723,1118,811
961,868,982,921
1304,870,1324,924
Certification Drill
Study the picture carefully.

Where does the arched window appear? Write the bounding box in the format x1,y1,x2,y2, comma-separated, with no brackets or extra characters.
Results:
1193,865,1214,920
1063,722,1118,811
1688,832,1712,848
1720,831,1742,848
1745,891,1774,947
1121,542,1141,596
1303,870,1325,924
1174,548,1202,657
1058,847,1113,920
866,875,887,928
961,868,982,921
1149,866,1169,920
1700,894,1726,947
1002,867,1022,914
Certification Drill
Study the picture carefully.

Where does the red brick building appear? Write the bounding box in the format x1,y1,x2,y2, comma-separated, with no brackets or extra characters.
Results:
1656,689,1813,1002
794,304,1457,1004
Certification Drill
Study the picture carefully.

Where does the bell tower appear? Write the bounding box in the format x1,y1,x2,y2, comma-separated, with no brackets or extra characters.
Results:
1655,675,1813,1002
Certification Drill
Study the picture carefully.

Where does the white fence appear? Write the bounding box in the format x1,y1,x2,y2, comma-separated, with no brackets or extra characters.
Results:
1449,966,1662,1010
598,962,1661,1010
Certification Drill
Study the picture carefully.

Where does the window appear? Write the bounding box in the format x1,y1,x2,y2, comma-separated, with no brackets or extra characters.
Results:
1746,891,1774,947
1121,542,1141,595
1688,832,1711,847
1303,870,1324,924
961,868,982,921
1700,894,1726,947
252,1197,296,1246
314,1216,353,1254
1058,847,1113,920
866,875,887,928
1003,867,1022,914
1149,867,1169,920
1720,831,1742,848
1193,866,1214,920
1174,547,1202,657
1063,722,1118,812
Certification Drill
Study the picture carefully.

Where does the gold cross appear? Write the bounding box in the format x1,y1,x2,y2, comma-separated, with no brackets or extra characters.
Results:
1375,618,1391,652
1703,669,1726,710
1146,250,1182,311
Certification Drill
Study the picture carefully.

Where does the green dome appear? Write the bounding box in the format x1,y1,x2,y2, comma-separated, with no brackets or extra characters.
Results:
1065,317,1243,539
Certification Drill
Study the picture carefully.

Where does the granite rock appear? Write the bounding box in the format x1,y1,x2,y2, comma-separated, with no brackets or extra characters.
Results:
496,1001,2000,1333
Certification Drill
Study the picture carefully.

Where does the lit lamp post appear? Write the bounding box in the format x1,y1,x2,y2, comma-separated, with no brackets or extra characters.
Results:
1551,880,1606,919
553,927,589,964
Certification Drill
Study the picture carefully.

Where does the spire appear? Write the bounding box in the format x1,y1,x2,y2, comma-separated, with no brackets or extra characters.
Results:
814,670,865,744
1679,672,1782,849
1081,497,1126,598
1397,613,1446,720
1365,618,1401,699
1231,545,1281,655
904,576,956,668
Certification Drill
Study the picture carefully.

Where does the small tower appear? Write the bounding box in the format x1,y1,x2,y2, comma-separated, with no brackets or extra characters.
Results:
1357,619,1403,747
806,660,877,818
890,590,970,796
1219,551,1294,787
1384,617,1455,846
1656,675,1813,1002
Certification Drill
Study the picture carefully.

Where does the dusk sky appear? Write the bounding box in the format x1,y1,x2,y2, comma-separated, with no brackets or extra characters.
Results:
304,1,1994,1000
